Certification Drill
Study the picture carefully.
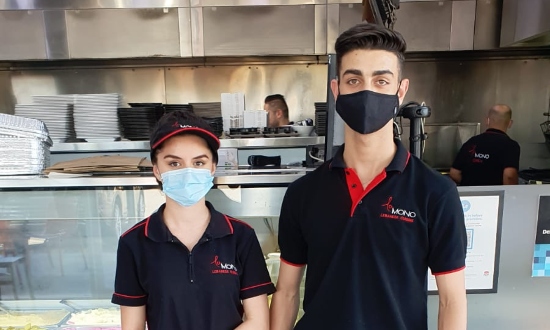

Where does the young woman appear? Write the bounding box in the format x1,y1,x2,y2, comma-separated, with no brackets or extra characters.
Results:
112,111,275,330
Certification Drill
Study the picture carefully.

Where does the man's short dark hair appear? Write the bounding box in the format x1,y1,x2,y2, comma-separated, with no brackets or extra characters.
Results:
264,94,289,119
335,23,406,78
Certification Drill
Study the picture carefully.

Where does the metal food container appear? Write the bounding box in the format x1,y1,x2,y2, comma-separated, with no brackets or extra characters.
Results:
59,300,121,329
0,300,70,328
0,113,52,176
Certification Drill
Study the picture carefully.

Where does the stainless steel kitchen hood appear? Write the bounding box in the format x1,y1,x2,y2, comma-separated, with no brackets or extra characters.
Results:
501,0,550,47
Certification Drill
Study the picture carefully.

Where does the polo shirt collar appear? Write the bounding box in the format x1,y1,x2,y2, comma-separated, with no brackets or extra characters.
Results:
330,139,410,173
145,201,232,242
486,128,507,135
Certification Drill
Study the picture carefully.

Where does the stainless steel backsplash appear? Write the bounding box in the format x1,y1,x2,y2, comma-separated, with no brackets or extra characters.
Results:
1,55,549,168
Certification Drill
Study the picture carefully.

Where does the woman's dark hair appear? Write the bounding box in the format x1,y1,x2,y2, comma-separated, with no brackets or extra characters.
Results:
335,23,407,78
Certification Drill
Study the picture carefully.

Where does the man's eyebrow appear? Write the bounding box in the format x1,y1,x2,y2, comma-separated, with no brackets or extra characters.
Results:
342,69,363,77
372,70,394,77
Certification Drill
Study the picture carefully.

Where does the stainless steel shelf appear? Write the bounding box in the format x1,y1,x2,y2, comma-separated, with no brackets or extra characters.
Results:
50,137,325,153
0,171,310,188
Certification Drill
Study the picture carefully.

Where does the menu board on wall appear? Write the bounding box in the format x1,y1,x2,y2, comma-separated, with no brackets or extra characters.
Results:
428,191,504,294
533,196,550,277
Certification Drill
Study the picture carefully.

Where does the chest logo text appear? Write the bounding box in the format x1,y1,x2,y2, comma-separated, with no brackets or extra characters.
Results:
211,255,238,275
380,196,416,223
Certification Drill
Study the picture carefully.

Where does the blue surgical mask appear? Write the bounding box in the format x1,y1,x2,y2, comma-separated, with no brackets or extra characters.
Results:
161,168,214,207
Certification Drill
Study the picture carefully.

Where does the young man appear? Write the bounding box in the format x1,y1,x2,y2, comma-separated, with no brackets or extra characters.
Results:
270,23,467,330
450,104,520,186
264,94,291,127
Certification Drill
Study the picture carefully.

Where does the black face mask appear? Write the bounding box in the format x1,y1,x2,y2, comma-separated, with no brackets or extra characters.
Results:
335,89,399,134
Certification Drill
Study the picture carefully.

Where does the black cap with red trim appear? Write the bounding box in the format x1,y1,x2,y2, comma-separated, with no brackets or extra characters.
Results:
150,111,221,161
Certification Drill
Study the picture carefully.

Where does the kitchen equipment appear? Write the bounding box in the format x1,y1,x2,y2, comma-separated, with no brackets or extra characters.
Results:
540,109,550,152
292,125,314,137
247,155,281,167
314,102,327,136
227,127,299,138
305,144,325,167
295,118,314,126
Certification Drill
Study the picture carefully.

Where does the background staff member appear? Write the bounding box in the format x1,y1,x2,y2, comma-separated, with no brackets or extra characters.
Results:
112,111,275,330
264,94,292,127
450,104,520,186
270,23,467,330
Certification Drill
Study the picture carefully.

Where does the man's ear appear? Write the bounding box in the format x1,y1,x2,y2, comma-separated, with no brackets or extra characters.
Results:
397,79,409,105
276,109,283,119
508,119,513,129
330,79,339,100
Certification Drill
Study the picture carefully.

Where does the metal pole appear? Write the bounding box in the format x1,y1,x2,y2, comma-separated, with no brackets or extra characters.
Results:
410,118,422,160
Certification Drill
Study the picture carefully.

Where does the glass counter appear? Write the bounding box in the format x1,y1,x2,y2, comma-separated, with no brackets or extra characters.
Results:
0,175,292,328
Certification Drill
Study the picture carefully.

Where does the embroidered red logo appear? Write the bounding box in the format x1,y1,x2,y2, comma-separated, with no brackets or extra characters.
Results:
382,196,393,212
380,196,416,223
172,121,180,128
211,255,238,275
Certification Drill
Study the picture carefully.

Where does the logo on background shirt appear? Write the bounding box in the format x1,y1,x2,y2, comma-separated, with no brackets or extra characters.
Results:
211,255,238,275
469,145,490,162
380,196,416,223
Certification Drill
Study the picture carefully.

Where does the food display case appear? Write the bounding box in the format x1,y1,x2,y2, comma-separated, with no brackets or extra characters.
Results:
0,173,302,328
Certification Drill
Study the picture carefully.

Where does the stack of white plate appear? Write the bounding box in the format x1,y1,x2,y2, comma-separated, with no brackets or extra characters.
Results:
15,97,75,142
74,93,121,142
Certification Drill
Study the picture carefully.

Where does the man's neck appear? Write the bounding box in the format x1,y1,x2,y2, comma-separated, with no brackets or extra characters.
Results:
343,127,396,188
487,126,506,133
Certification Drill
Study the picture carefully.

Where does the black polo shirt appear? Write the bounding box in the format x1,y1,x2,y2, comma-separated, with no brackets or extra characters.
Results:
452,128,521,186
278,140,467,330
112,202,275,330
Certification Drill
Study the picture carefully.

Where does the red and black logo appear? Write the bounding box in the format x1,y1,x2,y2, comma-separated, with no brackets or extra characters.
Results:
380,196,416,223
210,255,238,275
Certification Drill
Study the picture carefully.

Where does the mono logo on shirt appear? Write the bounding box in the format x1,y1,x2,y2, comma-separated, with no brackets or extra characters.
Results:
211,255,238,275
469,145,489,162
380,196,416,223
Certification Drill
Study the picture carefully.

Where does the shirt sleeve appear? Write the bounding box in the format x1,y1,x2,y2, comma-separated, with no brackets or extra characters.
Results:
502,141,520,169
278,183,308,266
111,238,148,306
239,229,276,300
427,186,467,275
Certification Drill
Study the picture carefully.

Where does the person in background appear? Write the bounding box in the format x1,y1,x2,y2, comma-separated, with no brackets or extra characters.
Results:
270,22,467,330
112,111,274,330
264,94,292,127
450,104,520,186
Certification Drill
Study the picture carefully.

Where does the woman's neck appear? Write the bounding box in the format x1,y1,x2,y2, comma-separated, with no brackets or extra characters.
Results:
163,198,210,230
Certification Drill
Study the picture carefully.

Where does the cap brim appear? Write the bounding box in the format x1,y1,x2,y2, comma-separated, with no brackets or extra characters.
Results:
151,127,221,151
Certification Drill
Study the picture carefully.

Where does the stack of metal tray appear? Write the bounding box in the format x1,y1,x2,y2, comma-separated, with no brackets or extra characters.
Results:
0,113,53,176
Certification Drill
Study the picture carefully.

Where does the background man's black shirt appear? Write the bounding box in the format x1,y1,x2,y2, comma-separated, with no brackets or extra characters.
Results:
453,128,520,186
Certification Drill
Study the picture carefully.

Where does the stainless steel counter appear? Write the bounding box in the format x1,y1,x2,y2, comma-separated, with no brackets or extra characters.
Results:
50,136,325,153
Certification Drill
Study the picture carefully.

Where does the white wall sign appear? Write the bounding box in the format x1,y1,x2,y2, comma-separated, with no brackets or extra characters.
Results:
428,192,503,294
